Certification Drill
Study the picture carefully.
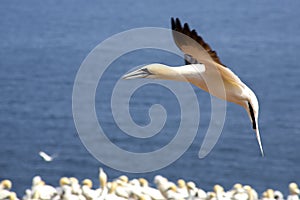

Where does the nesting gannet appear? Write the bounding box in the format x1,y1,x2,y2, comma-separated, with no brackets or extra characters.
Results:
153,175,169,195
99,168,108,189
213,184,231,200
186,181,206,200
69,177,83,196
115,175,129,186
176,179,189,198
0,180,12,191
261,189,275,200
287,183,300,200
164,184,186,200
122,18,264,156
0,180,14,200
243,185,258,200
30,176,57,200
97,168,110,199
81,179,98,200
274,190,284,200
56,177,71,196
114,179,131,199
230,184,250,200
135,178,164,200
103,182,127,200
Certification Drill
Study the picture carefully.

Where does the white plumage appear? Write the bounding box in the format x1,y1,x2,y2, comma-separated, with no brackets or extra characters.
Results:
122,18,264,156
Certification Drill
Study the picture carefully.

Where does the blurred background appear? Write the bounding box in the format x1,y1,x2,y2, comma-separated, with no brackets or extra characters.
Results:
1,0,300,196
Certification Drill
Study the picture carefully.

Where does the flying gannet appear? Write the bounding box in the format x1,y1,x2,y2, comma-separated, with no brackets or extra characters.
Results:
39,151,57,162
122,18,264,156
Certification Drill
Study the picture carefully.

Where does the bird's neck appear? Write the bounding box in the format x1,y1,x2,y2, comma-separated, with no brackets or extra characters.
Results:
154,64,204,82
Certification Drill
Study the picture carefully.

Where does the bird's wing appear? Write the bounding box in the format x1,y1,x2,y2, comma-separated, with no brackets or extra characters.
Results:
171,18,243,84
171,18,223,66
39,151,52,161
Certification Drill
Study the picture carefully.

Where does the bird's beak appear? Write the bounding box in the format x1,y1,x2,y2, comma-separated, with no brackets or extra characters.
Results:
122,68,152,80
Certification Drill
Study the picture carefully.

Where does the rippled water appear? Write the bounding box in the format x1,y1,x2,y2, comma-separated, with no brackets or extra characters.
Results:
1,0,300,196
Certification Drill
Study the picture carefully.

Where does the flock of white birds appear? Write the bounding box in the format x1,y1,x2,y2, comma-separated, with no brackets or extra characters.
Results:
0,168,299,200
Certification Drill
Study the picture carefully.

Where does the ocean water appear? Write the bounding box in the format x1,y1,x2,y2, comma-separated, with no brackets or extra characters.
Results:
1,0,300,197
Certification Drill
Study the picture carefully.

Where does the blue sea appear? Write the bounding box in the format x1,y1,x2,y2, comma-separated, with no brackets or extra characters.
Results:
1,0,300,197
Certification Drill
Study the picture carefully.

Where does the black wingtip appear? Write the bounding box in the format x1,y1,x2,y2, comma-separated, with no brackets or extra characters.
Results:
183,23,189,30
170,17,226,67
171,17,175,30
183,23,191,34
175,18,181,27
171,17,183,31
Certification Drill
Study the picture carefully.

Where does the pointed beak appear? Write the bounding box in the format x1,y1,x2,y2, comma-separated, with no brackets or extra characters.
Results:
122,68,152,80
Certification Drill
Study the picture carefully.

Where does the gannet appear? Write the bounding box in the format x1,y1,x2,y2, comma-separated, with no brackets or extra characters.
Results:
287,183,300,200
261,189,275,200
30,176,57,200
186,181,207,200
0,180,15,200
122,17,264,156
81,179,99,200
0,180,12,190
274,190,284,200
138,178,165,200
39,151,57,162
176,179,189,198
213,184,231,200
243,185,258,200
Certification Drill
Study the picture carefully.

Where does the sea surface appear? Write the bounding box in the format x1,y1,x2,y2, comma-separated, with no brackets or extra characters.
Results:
1,0,300,197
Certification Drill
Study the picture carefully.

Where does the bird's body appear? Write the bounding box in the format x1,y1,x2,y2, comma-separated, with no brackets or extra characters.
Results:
287,183,300,200
39,151,57,162
122,18,264,156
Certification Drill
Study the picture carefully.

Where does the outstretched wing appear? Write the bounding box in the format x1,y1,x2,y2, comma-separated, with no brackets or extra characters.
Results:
171,17,242,84
171,18,225,67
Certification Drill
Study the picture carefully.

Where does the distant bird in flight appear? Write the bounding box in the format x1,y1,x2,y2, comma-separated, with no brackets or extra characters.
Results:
122,18,264,156
39,151,57,162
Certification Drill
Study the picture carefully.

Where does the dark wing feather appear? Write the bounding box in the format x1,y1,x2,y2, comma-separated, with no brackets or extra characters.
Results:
171,18,226,67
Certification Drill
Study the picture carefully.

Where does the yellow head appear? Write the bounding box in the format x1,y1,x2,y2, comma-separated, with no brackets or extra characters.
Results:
59,177,70,186
177,179,186,188
213,184,224,193
138,178,148,187
1,179,12,189
82,179,93,188
289,182,300,195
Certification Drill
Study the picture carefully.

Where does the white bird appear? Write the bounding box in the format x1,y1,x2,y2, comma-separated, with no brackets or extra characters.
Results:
97,168,109,199
176,179,189,198
81,179,99,200
186,181,206,200
135,178,164,200
243,185,258,200
274,190,284,200
32,176,57,200
213,184,231,200
0,180,16,200
261,189,275,200
122,17,264,156
39,151,57,162
287,183,300,200
0,180,12,191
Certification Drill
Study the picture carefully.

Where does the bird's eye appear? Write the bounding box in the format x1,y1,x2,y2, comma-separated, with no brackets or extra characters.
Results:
141,68,152,75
